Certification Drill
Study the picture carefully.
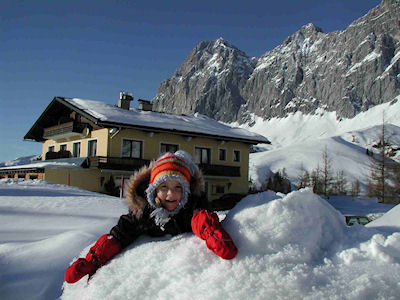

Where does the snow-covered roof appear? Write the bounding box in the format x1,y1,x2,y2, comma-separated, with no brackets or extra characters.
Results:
62,97,268,144
0,157,87,171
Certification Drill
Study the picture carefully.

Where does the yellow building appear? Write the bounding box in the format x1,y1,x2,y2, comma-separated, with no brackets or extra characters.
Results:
1,94,268,205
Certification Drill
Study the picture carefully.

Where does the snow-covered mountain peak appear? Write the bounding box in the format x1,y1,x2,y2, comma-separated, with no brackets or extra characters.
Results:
213,37,227,48
154,1,400,124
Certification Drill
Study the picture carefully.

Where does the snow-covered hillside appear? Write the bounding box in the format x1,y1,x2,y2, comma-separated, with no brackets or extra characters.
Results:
240,97,400,149
0,179,398,300
0,155,41,168
244,97,400,190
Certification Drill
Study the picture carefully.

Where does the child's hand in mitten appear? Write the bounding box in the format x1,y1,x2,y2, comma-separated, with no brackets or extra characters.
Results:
65,234,121,283
191,210,238,260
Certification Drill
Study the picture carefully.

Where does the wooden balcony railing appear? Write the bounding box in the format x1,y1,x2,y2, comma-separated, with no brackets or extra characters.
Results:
45,150,72,160
43,121,90,139
198,163,240,177
88,156,150,171
87,157,240,176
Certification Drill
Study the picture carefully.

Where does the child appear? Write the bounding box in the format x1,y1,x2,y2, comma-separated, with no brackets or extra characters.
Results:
65,150,238,283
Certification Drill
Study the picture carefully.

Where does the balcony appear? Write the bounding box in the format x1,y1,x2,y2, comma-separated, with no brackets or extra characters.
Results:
198,163,240,177
43,121,91,141
88,156,150,171
45,150,72,160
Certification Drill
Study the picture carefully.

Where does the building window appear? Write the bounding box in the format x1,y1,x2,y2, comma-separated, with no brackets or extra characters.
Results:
233,150,241,162
216,185,225,194
88,140,97,157
48,146,55,152
72,142,81,157
194,147,211,164
219,149,226,161
122,139,142,158
160,143,179,154
60,144,67,151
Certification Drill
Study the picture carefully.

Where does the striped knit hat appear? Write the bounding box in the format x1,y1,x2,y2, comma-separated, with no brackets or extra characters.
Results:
145,151,196,226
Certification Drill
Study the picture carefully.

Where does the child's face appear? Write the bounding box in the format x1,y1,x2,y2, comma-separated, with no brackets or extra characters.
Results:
156,179,183,211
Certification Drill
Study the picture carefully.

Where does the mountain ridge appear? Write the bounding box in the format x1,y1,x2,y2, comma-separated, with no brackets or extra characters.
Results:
152,0,400,124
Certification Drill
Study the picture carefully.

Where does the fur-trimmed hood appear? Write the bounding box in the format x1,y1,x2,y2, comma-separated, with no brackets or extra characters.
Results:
125,160,205,219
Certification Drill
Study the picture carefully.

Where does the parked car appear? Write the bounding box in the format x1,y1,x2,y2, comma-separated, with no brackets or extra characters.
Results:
345,215,371,226
211,193,246,211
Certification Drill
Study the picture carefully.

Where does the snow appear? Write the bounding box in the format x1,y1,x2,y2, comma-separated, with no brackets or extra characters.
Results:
367,204,400,229
249,136,374,192
0,179,127,299
243,98,400,194
2,95,400,299
327,196,395,217
377,50,400,80
0,157,87,171
64,98,267,143
0,155,41,168
237,96,400,148
345,51,381,77
0,179,398,299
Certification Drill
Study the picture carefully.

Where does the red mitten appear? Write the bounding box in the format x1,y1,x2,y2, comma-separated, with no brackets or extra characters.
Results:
65,234,121,283
191,210,238,260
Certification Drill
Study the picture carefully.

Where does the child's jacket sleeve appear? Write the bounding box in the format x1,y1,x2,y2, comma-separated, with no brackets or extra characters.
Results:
110,212,145,249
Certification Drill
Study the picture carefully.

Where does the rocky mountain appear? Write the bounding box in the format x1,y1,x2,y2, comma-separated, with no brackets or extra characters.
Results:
152,0,400,124
152,38,255,122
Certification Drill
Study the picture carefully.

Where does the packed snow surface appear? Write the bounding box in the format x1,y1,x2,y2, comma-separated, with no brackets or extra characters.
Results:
0,179,398,300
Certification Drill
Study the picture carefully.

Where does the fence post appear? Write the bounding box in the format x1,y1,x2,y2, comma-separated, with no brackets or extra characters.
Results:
120,175,124,198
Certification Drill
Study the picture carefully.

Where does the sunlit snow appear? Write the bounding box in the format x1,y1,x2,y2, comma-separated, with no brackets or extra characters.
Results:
0,177,398,300
1,97,399,300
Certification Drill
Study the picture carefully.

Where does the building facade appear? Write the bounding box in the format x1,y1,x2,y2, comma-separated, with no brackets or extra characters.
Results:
1,94,268,203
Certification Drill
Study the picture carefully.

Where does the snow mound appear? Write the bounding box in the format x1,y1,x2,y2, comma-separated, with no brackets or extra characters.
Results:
61,189,400,300
367,204,400,229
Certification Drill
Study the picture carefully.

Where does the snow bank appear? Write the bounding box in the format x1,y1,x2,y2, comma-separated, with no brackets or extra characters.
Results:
62,189,400,300
0,179,127,300
367,204,400,229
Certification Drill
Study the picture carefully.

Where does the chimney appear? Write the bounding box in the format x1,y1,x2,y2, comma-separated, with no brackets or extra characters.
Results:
118,91,133,110
137,99,153,111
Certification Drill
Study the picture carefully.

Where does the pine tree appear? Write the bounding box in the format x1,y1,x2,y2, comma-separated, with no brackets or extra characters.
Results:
333,170,348,195
298,170,311,189
393,164,400,201
311,165,323,194
262,169,291,194
350,179,360,197
321,147,334,197
367,114,398,203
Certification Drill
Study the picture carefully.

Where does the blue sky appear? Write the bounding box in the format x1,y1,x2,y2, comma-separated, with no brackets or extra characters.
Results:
0,0,381,162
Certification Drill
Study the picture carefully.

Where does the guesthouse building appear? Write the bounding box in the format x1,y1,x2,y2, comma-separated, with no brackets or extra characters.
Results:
0,93,268,203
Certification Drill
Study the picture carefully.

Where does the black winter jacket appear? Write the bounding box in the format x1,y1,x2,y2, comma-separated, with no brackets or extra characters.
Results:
110,194,207,248
109,161,208,249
